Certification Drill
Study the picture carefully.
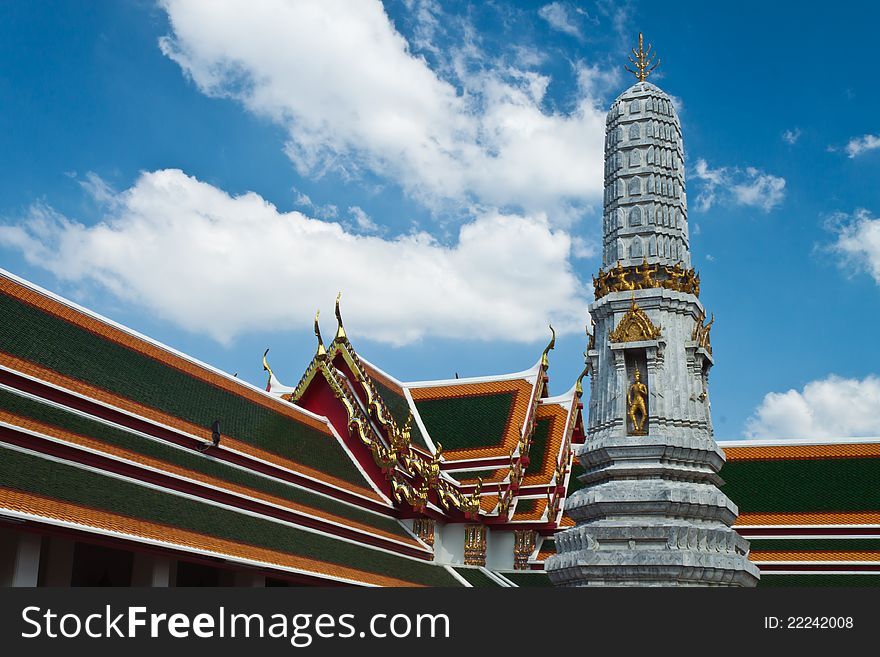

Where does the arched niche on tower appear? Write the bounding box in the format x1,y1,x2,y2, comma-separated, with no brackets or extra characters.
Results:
629,123,640,140
629,206,642,226
628,177,641,196
608,301,665,437
630,237,643,259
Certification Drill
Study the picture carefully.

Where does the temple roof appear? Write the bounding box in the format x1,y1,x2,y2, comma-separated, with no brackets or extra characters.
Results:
278,307,585,528
0,268,467,586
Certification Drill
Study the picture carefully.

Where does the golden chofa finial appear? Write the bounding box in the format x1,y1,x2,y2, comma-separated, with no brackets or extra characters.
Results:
262,348,274,378
625,32,660,82
334,292,346,341
575,325,591,396
314,309,327,360
575,360,589,396
541,324,556,368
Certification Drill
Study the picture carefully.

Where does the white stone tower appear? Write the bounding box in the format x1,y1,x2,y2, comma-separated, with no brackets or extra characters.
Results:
547,35,760,586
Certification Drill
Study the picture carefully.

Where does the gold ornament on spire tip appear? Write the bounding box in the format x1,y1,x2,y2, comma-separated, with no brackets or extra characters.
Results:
334,292,346,341
625,32,659,82
262,348,274,377
314,309,327,360
541,323,556,368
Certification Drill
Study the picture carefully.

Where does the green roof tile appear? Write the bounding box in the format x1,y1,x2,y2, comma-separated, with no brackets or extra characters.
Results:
524,417,551,476
721,457,880,513
749,538,880,552
452,567,502,587
502,571,551,587
758,574,880,587
414,391,515,451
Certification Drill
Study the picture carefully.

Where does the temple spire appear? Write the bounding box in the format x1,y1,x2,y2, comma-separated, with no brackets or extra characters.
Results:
625,32,659,82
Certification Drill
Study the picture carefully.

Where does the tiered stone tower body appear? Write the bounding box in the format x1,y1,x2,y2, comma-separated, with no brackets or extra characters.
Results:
546,54,760,586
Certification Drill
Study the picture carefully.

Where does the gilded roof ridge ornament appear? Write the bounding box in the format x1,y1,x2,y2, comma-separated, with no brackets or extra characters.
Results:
541,324,556,368
624,32,660,82
576,324,591,395
575,359,589,396
334,292,346,342
262,348,274,379
314,309,327,360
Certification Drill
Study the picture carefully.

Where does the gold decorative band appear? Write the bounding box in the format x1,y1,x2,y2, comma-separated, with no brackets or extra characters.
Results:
593,259,699,300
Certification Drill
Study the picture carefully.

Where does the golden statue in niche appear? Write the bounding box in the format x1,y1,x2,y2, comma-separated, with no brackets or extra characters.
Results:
627,368,648,435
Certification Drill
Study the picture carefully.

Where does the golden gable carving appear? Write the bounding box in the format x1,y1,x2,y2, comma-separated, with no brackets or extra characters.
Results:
609,301,661,343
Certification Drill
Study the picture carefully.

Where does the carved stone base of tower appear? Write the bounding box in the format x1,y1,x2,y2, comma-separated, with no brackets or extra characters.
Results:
546,433,760,586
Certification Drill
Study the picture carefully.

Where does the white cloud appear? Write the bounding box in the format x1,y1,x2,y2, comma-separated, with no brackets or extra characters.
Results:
292,188,338,219
158,0,608,221
828,208,880,284
731,167,786,211
845,134,880,158
78,171,119,206
746,375,880,439
691,159,785,213
0,169,589,346
538,3,583,39
782,128,801,145
347,205,380,233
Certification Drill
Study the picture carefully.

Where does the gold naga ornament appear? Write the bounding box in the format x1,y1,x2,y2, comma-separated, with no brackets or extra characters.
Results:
625,32,660,82
627,368,648,435
608,300,662,343
390,477,429,512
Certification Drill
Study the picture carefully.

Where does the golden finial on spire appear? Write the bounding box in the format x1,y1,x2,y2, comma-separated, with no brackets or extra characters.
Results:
575,359,589,396
314,309,327,360
576,325,591,396
541,324,556,368
625,32,659,82
262,348,274,378
334,292,346,342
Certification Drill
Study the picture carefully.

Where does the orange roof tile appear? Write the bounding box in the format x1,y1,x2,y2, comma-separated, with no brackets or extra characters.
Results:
725,442,880,462
735,511,880,526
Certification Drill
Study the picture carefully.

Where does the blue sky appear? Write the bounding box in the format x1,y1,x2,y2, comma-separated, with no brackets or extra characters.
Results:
1,0,879,439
